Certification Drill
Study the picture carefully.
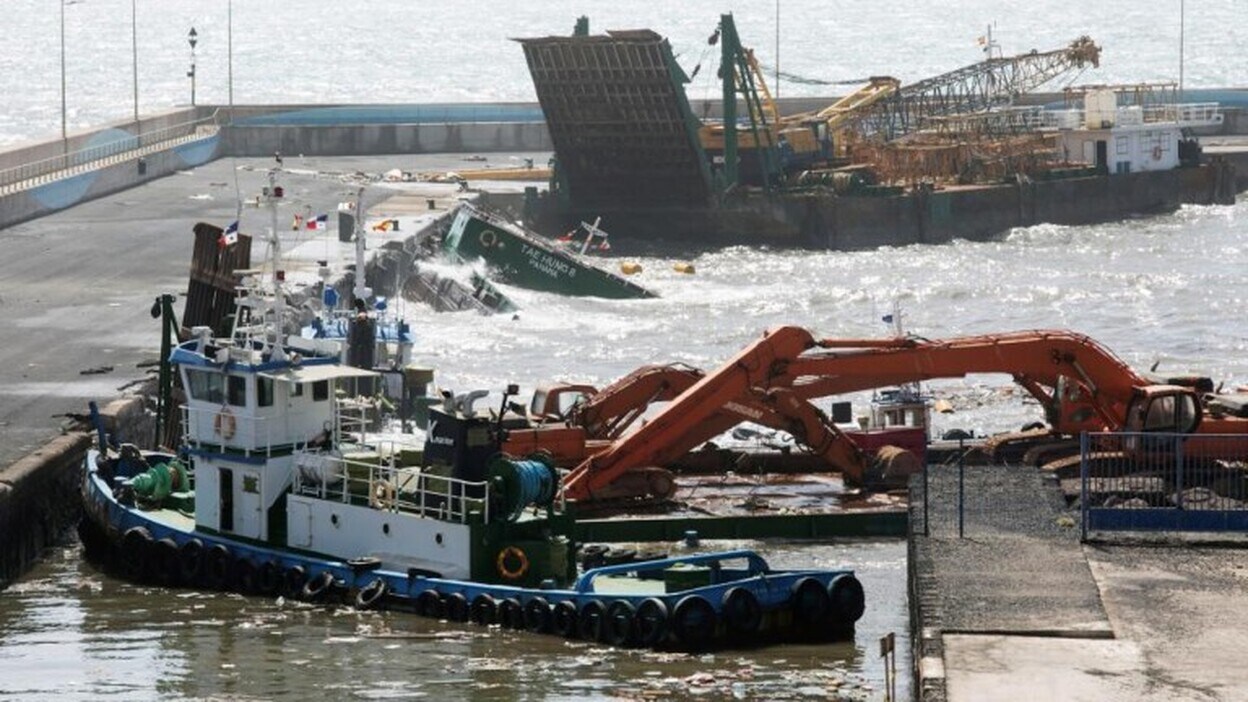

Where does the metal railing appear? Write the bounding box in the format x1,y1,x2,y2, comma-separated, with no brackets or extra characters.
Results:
180,403,280,458
1080,432,1248,538
1038,103,1223,131
292,450,492,525
1149,102,1224,127
0,110,221,194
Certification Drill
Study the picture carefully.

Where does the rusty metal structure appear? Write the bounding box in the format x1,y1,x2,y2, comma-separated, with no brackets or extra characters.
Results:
182,222,251,335
518,17,1105,223
854,106,1060,184
850,36,1101,143
856,133,1056,186
518,28,712,210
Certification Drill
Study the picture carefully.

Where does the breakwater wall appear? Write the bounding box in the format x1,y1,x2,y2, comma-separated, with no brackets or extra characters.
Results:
0,398,149,590
221,104,552,157
0,434,88,588
3,101,1247,233
0,107,224,232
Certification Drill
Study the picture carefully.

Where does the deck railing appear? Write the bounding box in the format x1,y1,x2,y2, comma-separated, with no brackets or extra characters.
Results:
1080,432,1248,539
180,403,279,458
292,450,493,525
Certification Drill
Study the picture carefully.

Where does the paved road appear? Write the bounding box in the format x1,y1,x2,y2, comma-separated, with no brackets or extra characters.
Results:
914,465,1248,701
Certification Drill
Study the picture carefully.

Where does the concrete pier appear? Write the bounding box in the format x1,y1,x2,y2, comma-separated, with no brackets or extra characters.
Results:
910,465,1248,701
0,434,89,588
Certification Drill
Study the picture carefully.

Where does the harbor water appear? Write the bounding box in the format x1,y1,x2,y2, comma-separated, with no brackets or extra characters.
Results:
2,0,1246,147
1,539,907,701
0,166,1241,700
0,2,1245,700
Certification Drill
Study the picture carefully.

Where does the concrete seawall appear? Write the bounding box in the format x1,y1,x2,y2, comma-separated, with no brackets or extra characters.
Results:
0,393,152,590
0,133,224,232
224,122,551,157
0,434,89,588
2,101,1246,233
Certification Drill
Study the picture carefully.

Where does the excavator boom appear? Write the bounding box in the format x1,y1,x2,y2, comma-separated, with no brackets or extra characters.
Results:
562,325,1239,503
563,326,818,500
782,330,1148,432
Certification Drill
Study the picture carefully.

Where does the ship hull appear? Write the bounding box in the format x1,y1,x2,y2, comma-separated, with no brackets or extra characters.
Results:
527,163,1239,250
82,449,864,650
446,205,656,299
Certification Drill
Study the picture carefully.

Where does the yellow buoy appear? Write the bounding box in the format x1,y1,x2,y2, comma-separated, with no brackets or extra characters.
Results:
672,262,696,274
620,261,643,275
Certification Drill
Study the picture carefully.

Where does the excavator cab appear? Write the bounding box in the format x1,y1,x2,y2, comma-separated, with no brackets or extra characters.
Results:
529,383,597,424
1049,374,1107,433
1120,385,1202,459
1124,386,1202,435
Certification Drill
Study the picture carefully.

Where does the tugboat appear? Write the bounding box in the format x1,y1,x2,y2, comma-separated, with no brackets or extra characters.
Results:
443,203,657,300
78,212,864,650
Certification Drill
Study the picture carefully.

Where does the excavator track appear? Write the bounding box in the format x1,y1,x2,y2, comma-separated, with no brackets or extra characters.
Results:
980,429,1061,465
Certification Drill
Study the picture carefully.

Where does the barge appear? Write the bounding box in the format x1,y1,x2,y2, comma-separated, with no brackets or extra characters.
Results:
517,16,1240,249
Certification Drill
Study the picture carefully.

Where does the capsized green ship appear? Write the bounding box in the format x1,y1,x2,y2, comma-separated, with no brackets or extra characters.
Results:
444,204,657,300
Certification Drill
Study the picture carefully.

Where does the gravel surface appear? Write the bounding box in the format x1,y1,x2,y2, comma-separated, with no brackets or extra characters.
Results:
909,464,1111,701
912,464,1107,632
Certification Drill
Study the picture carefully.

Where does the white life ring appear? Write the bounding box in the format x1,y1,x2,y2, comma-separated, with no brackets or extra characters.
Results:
213,406,237,440
478,229,498,248
369,479,396,510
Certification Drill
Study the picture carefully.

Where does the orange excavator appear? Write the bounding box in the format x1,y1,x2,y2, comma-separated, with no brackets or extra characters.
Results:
505,361,922,500
556,326,1248,502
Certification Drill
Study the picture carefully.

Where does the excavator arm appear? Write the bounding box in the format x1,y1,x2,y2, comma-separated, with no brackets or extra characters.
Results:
523,362,872,479
569,364,705,438
562,326,1164,502
563,326,819,500
780,329,1149,433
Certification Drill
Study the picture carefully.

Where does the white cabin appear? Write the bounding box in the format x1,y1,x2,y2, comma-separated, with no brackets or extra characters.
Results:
1050,88,1223,174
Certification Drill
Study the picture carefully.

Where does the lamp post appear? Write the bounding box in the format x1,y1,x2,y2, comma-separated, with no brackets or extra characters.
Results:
131,0,139,136
59,0,67,157
228,0,233,110
1179,0,1185,99
187,27,198,106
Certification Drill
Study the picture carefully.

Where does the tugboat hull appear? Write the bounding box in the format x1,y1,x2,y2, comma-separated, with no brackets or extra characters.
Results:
82,449,864,650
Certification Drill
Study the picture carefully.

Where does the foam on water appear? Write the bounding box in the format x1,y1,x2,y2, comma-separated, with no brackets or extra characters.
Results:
407,197,1245,437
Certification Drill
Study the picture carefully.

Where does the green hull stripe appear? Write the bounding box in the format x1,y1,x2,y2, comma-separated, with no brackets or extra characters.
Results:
573,510,907,542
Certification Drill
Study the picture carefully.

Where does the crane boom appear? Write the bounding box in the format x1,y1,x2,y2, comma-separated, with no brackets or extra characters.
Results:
852,36,1101,142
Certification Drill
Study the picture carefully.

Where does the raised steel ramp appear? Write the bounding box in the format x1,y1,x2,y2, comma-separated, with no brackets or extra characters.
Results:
183,223,252,333
518,30,712,210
